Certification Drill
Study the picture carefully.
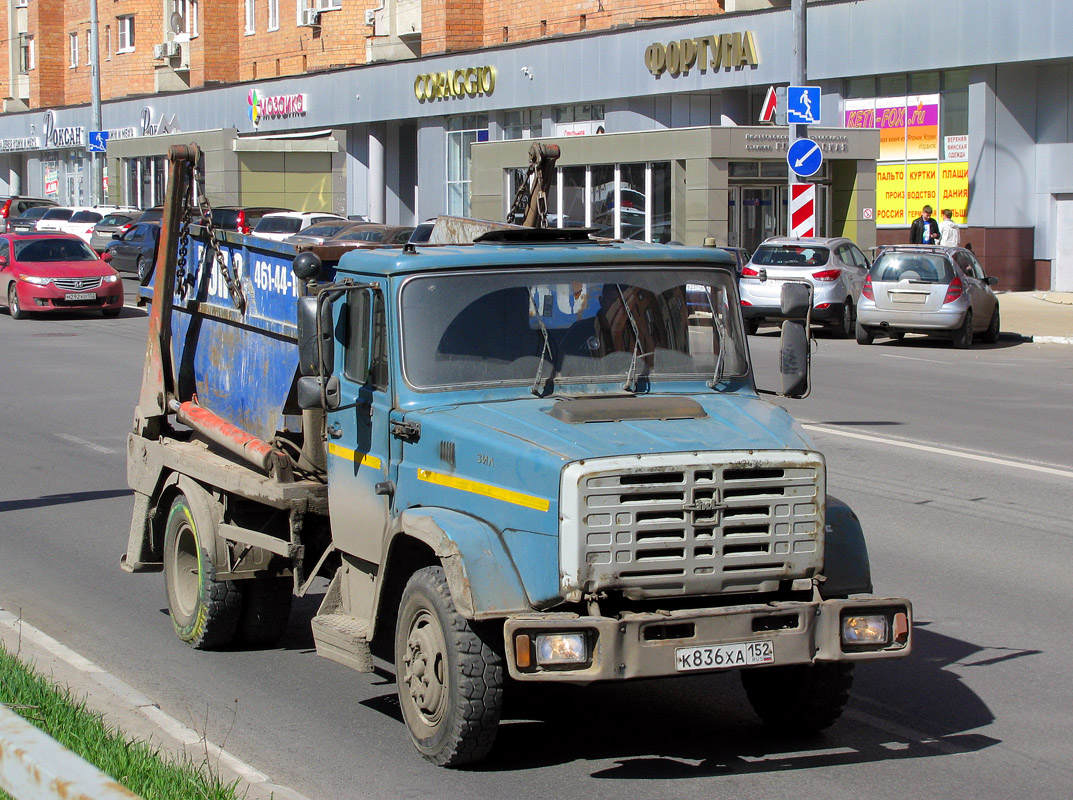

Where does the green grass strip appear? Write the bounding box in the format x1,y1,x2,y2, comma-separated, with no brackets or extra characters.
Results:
0,642,244,800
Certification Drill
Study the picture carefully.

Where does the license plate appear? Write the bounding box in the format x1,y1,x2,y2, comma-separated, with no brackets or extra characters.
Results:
890,291,927,304
65,292,96,301
675,640,775,672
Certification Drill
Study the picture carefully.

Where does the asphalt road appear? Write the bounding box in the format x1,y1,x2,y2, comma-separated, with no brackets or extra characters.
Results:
1,285,1071,799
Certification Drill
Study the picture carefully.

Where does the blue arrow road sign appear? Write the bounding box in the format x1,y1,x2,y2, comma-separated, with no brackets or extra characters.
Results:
787,137,823,178
87,131,109,153
786,85,821,125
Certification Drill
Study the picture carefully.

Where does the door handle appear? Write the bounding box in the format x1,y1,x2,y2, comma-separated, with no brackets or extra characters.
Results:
326,423,343,439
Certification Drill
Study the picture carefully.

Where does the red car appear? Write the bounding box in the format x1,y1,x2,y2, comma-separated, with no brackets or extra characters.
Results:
1,233,124,319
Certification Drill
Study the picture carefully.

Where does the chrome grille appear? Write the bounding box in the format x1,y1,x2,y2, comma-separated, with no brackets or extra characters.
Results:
561,452,825,599
53,277,103,291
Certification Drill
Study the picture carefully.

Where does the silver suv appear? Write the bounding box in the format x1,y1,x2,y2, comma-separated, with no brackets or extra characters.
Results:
738,236,871,337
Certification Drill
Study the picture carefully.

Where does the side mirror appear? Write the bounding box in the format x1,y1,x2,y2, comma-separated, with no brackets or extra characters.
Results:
986,276,998,285
779,282,812,398
781,281,812,319
297,375,340,411
297,294,334,377
100,252,113,263
0,255,7,267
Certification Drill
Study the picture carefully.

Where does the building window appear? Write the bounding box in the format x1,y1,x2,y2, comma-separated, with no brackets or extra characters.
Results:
446,115,488,217
553,104,605,136
503,109,541,140
105,26,111,60
268,0,279,30
20,34,33,72
69,33,79,67
245,0,256,34
314,0,342,9
116,16,135,52
173,0,199,38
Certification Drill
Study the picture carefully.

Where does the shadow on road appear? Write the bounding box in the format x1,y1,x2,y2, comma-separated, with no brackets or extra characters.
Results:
0,488,133,514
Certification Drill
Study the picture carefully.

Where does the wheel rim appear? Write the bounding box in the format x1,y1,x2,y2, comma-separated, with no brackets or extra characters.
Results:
402,608,448,728
8,285,18,315
168,517,201,621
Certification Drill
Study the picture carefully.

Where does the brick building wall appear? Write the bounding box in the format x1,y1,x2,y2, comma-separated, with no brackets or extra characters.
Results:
29,0,66,108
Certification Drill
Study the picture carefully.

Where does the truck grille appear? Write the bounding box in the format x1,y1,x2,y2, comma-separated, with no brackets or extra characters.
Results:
561,452,825,600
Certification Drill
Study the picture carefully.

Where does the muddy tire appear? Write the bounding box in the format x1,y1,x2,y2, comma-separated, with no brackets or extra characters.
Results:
238,576,293,647
7,284,26,320
982,306,1000,344
854,319,874,345
953,310,973,349
741,662,855,733
395,566,504,766
163,493,241,649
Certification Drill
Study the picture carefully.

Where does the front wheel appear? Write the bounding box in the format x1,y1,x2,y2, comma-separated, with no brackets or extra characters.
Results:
7,284,26,320
395,566,504,766
163,492,241,649
982,306,1000,344
953,310,974,349
741,662,854,733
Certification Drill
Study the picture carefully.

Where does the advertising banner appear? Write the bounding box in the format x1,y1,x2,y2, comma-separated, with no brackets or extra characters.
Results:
44,164,58,196
905,162,938,217
875,97,907,161
906,94,940,160
876,163,906,227
939,161,969,224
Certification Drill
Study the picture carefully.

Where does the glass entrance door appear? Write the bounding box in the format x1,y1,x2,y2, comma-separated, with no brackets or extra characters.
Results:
740,187,778,253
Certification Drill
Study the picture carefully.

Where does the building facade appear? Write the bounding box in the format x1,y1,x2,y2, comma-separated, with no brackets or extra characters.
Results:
0,0,1070,290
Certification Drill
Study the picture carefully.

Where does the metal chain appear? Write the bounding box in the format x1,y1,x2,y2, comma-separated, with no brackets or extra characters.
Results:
190,159,246,312
506,167,532,224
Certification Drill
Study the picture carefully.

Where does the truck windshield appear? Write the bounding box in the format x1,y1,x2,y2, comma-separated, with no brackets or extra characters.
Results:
400,266,747,391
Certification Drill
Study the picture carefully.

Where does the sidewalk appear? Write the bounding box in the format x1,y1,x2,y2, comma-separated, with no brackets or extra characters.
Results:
996,291,1073,344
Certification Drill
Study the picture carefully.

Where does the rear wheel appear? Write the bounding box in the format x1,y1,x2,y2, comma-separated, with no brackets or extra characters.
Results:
136,256,152,283
982,306,1000,344
854,319,874,345
831,300,854,338
741,662,855,733
7,284,26,320
163,492,241,649
953,310,974,349
395,566,504,766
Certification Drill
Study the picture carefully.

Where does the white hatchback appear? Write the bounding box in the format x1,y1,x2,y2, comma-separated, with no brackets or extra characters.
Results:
36,206,139,244
251,211,346,242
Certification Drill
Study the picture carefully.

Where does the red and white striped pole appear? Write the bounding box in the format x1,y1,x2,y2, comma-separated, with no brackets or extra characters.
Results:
790,183,815,237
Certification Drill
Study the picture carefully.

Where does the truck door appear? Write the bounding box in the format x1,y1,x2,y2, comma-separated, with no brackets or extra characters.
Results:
325,287,392,565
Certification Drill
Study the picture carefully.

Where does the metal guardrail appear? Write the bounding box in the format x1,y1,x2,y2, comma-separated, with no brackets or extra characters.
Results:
0,704,143,800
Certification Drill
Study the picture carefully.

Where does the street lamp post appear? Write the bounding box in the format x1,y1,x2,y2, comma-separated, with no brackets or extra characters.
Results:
89,0,104,205
788,0,807,236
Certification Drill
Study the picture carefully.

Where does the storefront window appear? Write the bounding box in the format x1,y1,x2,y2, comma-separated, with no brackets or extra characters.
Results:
446,114,488,217
909,71,939,94
877,74,907,96
554,104,605,136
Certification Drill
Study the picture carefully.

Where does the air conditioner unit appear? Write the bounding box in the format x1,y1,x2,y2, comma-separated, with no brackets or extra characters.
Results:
153,41,181,59
300,8,321,26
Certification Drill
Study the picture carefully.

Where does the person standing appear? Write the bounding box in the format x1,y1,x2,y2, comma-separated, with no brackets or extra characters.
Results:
909,205,941,245
938,208,960,246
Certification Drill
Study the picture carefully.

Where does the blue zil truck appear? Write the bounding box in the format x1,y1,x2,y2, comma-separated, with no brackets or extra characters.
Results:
123,145,911,766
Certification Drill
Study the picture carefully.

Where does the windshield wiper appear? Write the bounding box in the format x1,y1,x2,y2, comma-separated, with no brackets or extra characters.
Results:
704,286,727,390
617,284,651,393
527,291,554,397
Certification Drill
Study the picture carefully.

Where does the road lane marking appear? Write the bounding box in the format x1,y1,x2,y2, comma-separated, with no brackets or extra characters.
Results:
879,353,953,365
57,434,115,454
0,605,315,800
802,424,1073,479
740,746,858,763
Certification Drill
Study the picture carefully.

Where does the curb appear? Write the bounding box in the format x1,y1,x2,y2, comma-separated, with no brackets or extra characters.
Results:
0,606,314,800
1029,335,1073,345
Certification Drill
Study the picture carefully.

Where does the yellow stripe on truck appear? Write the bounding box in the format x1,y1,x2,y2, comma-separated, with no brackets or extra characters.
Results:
417,469,550,512
327,443,382,469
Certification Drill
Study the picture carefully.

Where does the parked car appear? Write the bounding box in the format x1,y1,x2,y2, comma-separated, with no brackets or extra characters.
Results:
408,222,435,244
855,245,1000,348
713,246,751,279
281,219,364,247
135,206,164,225
251,211,346,241
105,222,160,282
35,206,137,242
326,223,414,245
7,204,58,234
89,212,138,252
738,236,871,337
1,233,123,319
1,196,56,232
202,206,291,234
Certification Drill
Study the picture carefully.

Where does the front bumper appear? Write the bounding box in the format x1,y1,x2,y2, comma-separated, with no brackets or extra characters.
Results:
504,596,911,682
16,281,123,312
